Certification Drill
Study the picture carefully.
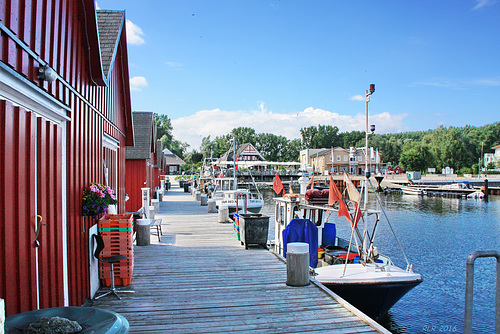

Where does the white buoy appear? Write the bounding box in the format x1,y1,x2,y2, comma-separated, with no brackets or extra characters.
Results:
286,242,310,286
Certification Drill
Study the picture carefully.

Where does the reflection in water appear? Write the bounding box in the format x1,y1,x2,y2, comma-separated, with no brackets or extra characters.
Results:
259,188,500,334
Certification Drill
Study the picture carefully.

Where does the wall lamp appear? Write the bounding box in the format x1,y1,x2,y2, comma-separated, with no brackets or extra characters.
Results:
38,64,57,83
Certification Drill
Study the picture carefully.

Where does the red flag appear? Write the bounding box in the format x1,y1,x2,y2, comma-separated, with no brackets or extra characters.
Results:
273,173,284,195
352,202,363,228
328,175,342,206
337,199,352,223
307,174,315,190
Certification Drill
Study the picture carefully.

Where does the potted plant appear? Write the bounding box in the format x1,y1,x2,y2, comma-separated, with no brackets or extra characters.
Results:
81,183,118,217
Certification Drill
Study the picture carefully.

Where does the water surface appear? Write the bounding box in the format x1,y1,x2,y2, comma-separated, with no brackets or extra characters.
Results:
260,189,500,333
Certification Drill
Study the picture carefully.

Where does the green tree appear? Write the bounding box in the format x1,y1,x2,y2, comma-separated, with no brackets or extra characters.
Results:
399,142,434,171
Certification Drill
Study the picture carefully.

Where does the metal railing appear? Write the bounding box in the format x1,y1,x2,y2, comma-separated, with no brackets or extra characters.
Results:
464,250,500,334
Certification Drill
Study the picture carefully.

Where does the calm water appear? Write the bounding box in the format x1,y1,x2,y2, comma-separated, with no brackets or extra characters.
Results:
259,189,500,333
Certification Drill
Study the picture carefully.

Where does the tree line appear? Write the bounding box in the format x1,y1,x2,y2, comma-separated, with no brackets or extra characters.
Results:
154,113,500,174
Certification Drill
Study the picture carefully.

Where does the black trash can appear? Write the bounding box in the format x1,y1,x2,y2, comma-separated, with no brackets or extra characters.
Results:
183,181,191,192
239,214,269,249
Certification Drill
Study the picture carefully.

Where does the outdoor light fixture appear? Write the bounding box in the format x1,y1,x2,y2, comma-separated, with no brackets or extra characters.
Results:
370,124,376,134
369,84,375,95
38,64,57,83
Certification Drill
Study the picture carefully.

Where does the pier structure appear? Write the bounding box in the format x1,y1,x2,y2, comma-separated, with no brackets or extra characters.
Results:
91,180,389,333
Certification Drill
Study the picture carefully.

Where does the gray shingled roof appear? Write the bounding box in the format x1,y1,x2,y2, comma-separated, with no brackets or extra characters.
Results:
96,10,124,78
164,154,186,166
126,112,155,159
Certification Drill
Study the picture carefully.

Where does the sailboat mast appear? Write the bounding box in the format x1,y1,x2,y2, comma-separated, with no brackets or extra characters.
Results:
364,84,375,256
233,138,237,190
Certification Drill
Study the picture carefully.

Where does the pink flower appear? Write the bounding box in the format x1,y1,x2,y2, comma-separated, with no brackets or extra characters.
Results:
110,194,116,200
90,185,99,192
97,190,105,198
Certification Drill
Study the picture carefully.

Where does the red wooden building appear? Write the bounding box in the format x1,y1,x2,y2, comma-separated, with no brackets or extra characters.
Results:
125,112,158,212
0,1,134,316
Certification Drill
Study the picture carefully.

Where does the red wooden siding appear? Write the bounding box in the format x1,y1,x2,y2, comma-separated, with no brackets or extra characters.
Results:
36,115,65,309
1,0,132,316
125,159,151,212
0,103,37,314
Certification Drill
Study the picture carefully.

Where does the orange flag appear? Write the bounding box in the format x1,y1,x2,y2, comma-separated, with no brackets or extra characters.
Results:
273,173,284,195
352,202,363,228
328,175,342,206
337,198,352,224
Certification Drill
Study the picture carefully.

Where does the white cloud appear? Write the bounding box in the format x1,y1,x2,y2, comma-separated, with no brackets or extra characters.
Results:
172,106,408,150
166,61,182,68
130,76,148,91
126,20,145,45
472,0,496,10
349,95,364,101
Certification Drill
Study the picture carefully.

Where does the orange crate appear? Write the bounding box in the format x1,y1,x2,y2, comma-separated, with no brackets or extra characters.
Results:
101,276,132,287
101,233,133,247
99,260,134,276
98,214,133,228
100,246,133,256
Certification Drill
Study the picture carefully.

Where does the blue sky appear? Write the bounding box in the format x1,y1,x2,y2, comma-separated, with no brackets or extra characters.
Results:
97,0,500,150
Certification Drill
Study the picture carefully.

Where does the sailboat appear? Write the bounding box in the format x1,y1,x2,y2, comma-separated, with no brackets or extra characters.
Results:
210,141,264,215
273,84,422,319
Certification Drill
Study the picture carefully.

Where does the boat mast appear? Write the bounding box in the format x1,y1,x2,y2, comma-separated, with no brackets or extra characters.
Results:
364,84,375,256
233,137,237,190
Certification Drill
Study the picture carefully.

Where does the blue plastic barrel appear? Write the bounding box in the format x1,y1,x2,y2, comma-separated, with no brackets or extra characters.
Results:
322,223,336,246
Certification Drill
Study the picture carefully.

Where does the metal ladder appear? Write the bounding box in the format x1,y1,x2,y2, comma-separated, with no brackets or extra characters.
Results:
464,250,500,333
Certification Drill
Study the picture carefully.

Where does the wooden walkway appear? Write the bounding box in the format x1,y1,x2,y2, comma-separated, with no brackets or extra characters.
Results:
91,183,389,333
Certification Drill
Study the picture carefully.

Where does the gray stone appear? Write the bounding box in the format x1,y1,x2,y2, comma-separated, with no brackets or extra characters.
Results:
24,316,82,334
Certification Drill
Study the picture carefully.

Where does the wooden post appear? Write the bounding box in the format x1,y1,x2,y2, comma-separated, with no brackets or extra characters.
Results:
136,219,151,246
484,179,489,201
200,194,208,206
286,242,310,286
208,199,217,213
218,206,231,223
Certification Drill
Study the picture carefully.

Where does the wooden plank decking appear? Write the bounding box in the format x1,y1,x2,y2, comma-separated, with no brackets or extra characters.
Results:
91,183,389,333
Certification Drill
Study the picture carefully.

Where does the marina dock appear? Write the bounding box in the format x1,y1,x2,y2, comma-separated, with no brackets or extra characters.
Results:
91,182,389,333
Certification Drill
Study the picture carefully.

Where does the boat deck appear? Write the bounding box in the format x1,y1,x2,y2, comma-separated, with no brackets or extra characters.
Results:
91,182,388,333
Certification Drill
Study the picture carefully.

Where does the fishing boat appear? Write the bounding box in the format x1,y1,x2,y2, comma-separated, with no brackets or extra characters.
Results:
273,84,422,319
211,172,264,215
401,186,427,196
274,178,422,319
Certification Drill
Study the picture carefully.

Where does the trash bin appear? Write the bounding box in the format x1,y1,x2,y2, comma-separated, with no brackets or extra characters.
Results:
239,214,269,249
136,219,151,246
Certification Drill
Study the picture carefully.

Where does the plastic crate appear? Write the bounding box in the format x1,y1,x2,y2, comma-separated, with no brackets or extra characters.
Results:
101,276,132,287
98,214,133,228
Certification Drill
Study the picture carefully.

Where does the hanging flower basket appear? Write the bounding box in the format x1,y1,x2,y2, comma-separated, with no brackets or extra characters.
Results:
81,183,118,217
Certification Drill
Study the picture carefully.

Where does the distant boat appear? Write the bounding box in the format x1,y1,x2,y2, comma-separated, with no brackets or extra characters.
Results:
467,190,484,199
211,176,264,215
401,186,427,196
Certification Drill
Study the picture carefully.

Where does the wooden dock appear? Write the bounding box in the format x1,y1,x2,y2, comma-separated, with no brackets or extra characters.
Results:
91,183,389,333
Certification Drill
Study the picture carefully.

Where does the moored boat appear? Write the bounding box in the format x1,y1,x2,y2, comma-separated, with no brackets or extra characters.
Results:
273,191,422,319
401,186,427,196
273,84,422,319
